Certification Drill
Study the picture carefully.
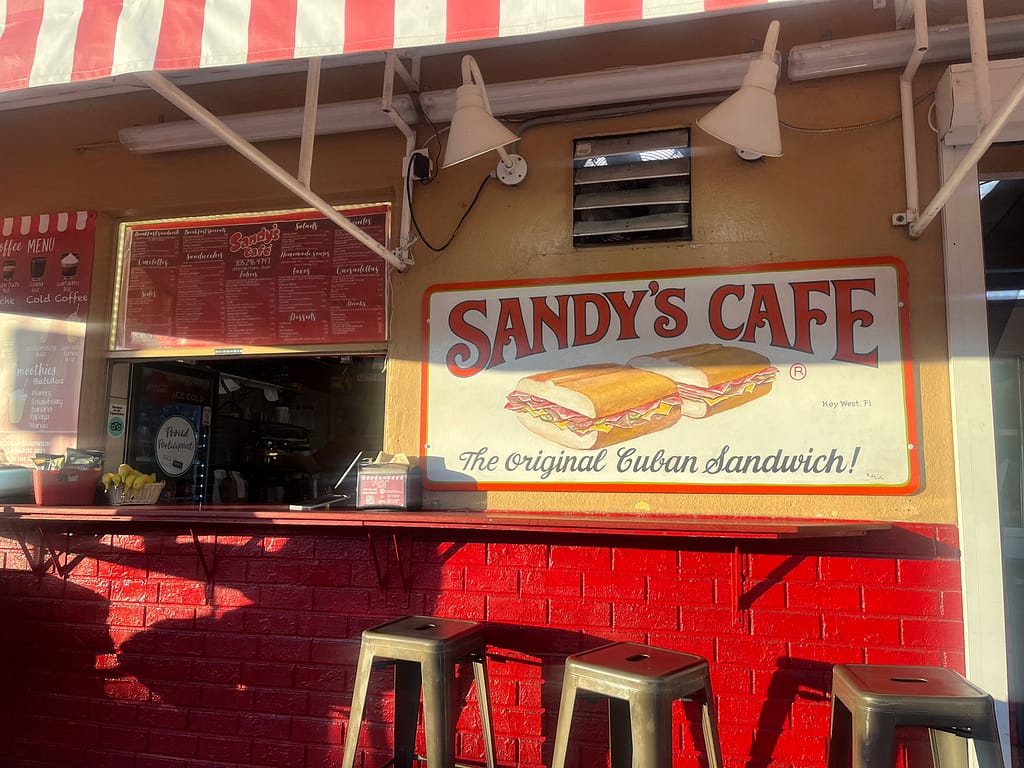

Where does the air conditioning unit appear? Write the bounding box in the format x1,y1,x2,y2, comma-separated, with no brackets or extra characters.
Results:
934,57,1024,146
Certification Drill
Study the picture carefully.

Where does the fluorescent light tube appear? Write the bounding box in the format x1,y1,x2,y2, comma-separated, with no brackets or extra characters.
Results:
788,14,1024,81
422,53,755,117
119,96,401,153
120,52,756,153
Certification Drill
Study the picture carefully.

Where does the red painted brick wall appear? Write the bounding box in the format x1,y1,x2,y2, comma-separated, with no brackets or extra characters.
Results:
0,523,963,767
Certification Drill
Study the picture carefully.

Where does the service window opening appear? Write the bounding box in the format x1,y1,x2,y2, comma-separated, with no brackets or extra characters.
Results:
107,355,385,506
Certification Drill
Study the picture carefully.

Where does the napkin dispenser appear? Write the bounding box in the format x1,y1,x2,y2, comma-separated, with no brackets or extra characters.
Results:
356,455,422,510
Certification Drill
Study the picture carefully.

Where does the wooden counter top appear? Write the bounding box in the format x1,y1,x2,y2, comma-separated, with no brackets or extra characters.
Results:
0,504,891,540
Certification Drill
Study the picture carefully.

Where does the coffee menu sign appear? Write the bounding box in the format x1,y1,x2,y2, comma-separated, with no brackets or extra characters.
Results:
0,211,95,465
422,258,919,494
113,205,390,354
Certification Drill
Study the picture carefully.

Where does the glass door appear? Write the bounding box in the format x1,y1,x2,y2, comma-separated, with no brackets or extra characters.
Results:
984,176,1024,751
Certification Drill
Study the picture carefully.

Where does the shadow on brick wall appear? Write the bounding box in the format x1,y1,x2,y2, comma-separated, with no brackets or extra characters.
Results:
0,571,114,768
483,620,730,768
95,531,460,767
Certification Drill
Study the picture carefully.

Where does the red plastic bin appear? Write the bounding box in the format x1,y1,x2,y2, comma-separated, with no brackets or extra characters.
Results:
32,469,101,506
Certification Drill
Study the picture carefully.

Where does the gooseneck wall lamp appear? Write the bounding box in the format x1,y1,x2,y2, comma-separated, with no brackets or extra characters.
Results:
697,19,783,160
442,54,528,185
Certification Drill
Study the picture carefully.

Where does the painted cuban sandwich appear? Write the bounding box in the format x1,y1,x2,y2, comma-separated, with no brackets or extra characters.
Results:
504,344,777,449
626,343,778,419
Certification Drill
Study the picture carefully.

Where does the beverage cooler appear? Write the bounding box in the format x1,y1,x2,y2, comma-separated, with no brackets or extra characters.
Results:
105,361,216,505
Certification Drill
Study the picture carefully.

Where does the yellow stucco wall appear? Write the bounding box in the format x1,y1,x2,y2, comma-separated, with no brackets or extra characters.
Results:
2,4,1006,524
387,66,956,523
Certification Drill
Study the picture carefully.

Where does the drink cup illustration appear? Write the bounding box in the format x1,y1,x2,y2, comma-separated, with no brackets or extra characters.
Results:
9,388,26,425
60,252,79,278
66,308,82,343
2,261,15,281
30,257,46,280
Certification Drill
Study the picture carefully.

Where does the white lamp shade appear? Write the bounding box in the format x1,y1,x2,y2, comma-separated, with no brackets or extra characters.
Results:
697,21,782,159
697,56,782,158
442,82,519,167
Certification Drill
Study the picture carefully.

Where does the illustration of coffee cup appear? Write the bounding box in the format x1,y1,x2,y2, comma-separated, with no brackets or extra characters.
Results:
9,388,26,425
60,252,79,278
30,256,46,280
2,261,15,281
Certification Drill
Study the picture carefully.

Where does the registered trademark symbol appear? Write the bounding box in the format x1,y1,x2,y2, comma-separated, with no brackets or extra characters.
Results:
789,363,807,381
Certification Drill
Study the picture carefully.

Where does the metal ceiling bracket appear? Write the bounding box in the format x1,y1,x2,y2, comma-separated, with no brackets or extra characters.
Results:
383,53,423,266
909,72,1024,238
383,53,420,139
894,0,915,30
298,57,322,189
903,0,1024,238
135,70,409,271
891,0,928,229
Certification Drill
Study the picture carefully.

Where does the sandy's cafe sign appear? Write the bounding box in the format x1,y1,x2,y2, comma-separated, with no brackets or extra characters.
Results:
421,258,919,495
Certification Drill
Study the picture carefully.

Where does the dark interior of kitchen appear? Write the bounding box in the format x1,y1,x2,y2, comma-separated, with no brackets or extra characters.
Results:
211,355,385,505
119,354,386,506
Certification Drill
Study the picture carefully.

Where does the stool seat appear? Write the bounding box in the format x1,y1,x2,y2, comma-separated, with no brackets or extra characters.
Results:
828,664,1005,768
341,615,496,768
568,641,710,687
551,642,723,768
361,615,488,659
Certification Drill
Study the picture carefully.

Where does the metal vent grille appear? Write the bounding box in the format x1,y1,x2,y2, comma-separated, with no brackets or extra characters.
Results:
573,128,691,247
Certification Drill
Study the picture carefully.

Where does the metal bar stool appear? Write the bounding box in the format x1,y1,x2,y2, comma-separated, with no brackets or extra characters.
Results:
551,641,724,768
341,615,497,768
827,664,1005,768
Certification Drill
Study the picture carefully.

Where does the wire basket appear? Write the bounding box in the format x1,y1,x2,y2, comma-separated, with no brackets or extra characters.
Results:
108,481,165,506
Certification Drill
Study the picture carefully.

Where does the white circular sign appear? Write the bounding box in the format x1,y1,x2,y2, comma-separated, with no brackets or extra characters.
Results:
155,415,197,477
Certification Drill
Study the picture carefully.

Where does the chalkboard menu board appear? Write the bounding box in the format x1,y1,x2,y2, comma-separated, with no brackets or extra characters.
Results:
112,205,390,354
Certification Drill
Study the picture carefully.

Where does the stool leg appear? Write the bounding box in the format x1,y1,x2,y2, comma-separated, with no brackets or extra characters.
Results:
471,654,497,768
853,709,896,768
828,698,853,768
609,698,632,768
700,676,724,768
970,712,1007,768
341,644,376,768
421,655,455,767
551,672,580,768
394,660,422,768
929,728,967,768
629,692,672,768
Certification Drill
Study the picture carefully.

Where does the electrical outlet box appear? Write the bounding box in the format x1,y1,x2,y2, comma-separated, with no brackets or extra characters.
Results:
410,150,432,181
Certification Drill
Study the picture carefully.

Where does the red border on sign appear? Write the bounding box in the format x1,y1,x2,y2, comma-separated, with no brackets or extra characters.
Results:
420,256,919,496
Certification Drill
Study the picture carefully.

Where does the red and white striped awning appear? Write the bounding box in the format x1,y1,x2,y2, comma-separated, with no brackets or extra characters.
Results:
0,0,792,93
1,210,90,236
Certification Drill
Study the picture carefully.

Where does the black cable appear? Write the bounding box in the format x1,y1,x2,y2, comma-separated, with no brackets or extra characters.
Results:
406,153,492,252
781,91,934,134
409,90,442,182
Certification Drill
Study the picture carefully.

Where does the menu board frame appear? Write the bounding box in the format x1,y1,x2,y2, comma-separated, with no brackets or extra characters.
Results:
110,204,391,358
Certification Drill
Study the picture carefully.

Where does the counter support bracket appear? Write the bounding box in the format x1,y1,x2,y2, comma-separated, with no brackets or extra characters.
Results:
13,525,102,579
731,545,748,626
367,530,411,592
189,529,217,598
15,525,54,577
